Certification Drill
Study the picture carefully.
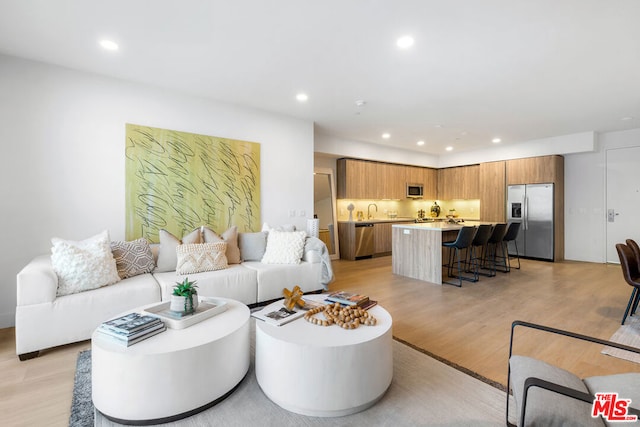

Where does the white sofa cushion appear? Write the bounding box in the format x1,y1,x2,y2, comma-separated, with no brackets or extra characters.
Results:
15,272,160,355
243,260,323,302
51,230,120,296
153,265,258,305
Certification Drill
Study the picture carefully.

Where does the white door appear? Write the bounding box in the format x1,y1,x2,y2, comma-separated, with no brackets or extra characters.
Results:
606,146,640,263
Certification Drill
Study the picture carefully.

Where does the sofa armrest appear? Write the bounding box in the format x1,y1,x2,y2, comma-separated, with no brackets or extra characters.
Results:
16,255,58,306
302,249,321,263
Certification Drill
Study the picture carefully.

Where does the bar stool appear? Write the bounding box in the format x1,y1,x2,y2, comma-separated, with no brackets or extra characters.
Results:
498,222,521,272
481,223,507,277
442,226,477,287
466,224,493,278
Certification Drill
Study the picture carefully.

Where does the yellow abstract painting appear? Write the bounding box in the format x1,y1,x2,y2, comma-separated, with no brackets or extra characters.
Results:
125,124,260,242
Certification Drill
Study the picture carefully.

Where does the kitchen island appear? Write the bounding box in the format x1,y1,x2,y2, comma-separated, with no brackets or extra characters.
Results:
391,221,490,284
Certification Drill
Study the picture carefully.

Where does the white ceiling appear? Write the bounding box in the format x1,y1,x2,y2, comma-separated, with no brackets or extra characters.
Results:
1,0,639,155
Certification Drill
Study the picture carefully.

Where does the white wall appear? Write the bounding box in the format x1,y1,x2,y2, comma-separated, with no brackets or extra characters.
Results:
0,54,314,328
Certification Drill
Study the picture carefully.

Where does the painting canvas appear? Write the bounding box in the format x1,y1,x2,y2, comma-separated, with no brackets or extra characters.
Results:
125,123,260,242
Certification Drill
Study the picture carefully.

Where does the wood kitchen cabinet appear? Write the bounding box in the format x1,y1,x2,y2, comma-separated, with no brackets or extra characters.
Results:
406,166,437,199
338,158,433,200
479,161,506,222
437,165,479,199
506,155,563,185
373,223,393,254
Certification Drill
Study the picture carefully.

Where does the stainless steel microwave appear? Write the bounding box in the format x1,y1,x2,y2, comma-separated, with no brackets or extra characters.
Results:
406,183,424,198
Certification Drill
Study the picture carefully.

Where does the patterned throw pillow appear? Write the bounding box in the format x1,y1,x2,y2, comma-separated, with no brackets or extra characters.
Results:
110,238,155,279
176,242,228,275
51,230,121,296
261,231,307,264
202,226,241,264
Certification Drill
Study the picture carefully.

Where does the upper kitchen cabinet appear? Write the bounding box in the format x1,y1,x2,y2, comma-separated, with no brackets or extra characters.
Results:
377,162,406,199
479,161,506,222
337,158,367,199
406,166,437,199
506,155,564,185
437,165,479,200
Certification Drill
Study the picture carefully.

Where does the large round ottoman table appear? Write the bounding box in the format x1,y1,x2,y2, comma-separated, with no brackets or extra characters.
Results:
92,297,250,425
255,295,393,417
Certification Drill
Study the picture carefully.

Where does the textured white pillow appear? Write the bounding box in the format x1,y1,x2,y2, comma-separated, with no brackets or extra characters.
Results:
51,230,121,296
176,242,228,274
261,231,306,264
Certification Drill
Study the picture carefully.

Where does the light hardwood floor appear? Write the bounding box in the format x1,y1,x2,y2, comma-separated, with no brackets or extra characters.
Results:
1,256,639,426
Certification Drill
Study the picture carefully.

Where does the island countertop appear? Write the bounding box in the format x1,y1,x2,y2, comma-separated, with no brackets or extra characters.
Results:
391,221,497,284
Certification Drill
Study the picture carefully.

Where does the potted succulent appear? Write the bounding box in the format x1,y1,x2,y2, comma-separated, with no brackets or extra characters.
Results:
170,277,199,314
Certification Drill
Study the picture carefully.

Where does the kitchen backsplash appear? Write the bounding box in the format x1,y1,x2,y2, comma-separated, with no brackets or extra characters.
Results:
336,199,481,221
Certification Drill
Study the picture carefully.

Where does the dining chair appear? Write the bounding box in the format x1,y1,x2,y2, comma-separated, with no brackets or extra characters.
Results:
615,243,640,325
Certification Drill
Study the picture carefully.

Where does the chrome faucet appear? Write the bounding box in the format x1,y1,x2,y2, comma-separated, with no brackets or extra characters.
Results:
368,203,378,219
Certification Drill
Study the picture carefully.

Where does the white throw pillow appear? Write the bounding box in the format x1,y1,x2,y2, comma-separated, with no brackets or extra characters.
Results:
51,230,121,296
176,242,228,274
261,231,306,264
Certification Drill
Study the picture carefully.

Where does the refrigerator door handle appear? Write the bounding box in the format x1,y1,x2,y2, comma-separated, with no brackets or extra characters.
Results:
523,195,527,230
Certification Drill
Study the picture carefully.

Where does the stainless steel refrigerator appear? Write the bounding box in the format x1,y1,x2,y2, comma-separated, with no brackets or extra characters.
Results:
506,183,554,261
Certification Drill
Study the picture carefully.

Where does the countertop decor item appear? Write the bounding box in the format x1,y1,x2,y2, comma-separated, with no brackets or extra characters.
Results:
347,203,355,221
170,277,199,314
430,202,441,217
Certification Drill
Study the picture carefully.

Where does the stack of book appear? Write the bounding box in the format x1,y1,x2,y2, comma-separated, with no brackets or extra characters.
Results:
325,291,377,310
97,313,166,346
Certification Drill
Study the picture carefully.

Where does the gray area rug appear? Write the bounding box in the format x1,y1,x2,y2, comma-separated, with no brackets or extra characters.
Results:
71,321,507,427
602,316,640,363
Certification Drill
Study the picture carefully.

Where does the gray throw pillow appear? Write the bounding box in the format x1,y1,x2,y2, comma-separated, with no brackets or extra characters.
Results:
238,232,268,261
111,238,155,279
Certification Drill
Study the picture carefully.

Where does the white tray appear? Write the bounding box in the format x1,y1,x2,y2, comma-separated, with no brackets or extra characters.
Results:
142,297,228,329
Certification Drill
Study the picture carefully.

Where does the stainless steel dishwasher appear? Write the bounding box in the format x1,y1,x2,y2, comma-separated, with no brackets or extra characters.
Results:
354,223,374,259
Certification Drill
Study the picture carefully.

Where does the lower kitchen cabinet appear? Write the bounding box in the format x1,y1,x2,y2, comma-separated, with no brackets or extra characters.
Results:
374,223,393,255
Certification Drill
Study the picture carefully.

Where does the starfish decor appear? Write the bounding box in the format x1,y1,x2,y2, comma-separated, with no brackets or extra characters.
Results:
282,285,305,310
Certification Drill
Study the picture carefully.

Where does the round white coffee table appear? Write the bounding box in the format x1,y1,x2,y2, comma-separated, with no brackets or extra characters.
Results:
255,295,393,417
92,298,250,424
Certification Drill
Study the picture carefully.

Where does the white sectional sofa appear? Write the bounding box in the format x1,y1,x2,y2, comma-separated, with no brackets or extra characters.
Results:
15,228,332,360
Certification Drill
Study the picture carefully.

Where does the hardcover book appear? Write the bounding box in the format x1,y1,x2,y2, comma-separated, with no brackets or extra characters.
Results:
100,313,162,335
96,325,167,347
325,291,369,306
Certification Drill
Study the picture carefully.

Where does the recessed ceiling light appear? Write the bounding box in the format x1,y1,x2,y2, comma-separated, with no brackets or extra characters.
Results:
492,138,502,143
382,133,391,139
396,36,414,49
434,124,442,128
416,140,425,146
445,146,453,151
621,116,634,121
296,93,308,102
99,39,119,51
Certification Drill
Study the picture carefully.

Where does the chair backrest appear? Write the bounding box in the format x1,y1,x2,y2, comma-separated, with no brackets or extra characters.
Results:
488,223,507,244
503,222,521,242
625,239,640,264
452,226,477,249
615,243,640,286
472,224,493,246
